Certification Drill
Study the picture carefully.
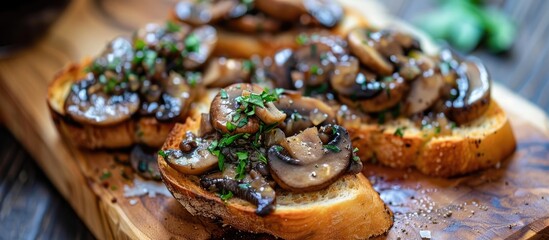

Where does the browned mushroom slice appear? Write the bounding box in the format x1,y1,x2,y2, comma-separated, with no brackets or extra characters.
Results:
153,72,195,122
254,0,304,22
210,84,262,134
403,73,445,116
274,93,336,135
331,57,382,98
224,13,283,33
266,48,296,89
339,75,408,113
303,0,343,28
183,25,218,69
200,174,276,216
163,133,218,175
268,125,353,192
292,42,336,88
447,57,491,124
348,28,394,76
65,75,140,126
174,0,238,26
202,58,250,88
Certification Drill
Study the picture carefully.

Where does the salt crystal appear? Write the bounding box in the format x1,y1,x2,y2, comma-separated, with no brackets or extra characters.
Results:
124,177,171,198
420,230,431,239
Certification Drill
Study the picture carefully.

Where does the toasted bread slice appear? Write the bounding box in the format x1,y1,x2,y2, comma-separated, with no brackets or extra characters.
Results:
158,90,393,239
47,59,195,149
346,100,516,177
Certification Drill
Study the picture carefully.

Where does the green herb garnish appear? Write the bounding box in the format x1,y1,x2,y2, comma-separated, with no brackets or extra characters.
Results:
158,150,167,159
184,33,200,54
220,89,228,99
323,145,341,153
100,170,112,180
296,34,308,45
235,151,249,180
220,190,233,201
394,127,404,137
226,122,236,132
166,21,181,33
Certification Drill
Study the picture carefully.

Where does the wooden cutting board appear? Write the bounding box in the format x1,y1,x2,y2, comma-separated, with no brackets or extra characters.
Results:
0,0,548,239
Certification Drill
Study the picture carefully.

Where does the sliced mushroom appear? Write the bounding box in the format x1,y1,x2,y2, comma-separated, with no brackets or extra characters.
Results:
134,22,190,53
224,13,283,33
266,48,296,89
254,0,304,22
331,57,383,99
255,0,342,28
209,84,261,133
183,25,218,69
274,92,336,135
153,71,194,122
202,57,250,88
174,0,238,26
348,28,394,76
163,133,218,175
446,56,491,124
255,102,287,125
404,72,445,116
303,0,343,28
268,125,352,192
200,174,276,216
339,76,408,113
65,75,140,126
130,145,161,180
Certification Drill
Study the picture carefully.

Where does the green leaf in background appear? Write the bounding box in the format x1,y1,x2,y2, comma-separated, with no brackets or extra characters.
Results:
482,8,516,53
413,0,516,53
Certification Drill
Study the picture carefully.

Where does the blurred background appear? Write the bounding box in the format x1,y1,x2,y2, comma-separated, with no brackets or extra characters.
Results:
0,0,546,239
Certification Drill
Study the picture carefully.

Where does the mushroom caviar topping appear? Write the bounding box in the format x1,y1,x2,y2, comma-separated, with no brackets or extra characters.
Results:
268,124,357,192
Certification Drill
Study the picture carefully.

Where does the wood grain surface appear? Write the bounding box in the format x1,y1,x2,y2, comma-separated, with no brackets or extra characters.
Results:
0,0,549,239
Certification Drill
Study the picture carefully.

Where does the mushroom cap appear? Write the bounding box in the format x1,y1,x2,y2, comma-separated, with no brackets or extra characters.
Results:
209,84,262,134
183,25,218,69
174,0,238,26
348,28,394,76
64,75,140,126
339,76,408,113
446,56,491,124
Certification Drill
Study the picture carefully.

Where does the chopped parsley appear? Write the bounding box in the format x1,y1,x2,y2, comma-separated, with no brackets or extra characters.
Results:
158,150,167,159
237,117,248,128
220,190,233,201
184,33,200,54
100,170,112,180
323,144,341,153
226,122,236,132
296,34,308,45
235,151,249,180
220,89,228,99
258,152,267,164
352,147,360,162
166,21,181,33
186,72,201,87
310,64,320,75
435,126,441,134
394,127,404,137
242,60,255,72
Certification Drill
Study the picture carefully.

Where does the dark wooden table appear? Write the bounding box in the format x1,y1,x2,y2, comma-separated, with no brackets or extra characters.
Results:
0,0,547,239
